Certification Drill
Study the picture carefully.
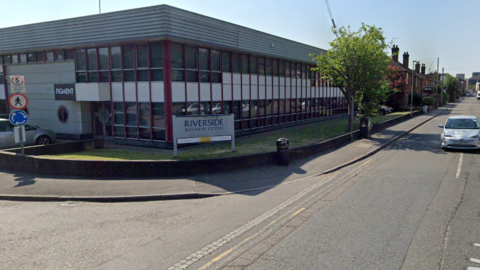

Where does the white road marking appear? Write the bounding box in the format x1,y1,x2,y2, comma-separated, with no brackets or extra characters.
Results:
456,153,463,179
467,267,480,270
470,258,480,264
474,243,480,247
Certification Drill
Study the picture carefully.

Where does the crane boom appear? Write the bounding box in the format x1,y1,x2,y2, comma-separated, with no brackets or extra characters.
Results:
325,0,336,29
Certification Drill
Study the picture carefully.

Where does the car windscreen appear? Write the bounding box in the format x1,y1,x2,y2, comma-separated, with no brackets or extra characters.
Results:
445,118,480,129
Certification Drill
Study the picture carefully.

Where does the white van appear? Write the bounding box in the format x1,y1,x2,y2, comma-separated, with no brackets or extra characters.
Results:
477,91,480,100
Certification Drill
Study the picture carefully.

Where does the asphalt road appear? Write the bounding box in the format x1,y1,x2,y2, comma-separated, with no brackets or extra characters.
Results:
2,98,480,270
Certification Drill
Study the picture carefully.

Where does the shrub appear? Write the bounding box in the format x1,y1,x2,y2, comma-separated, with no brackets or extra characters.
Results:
423,97,434,106
443,92,450,101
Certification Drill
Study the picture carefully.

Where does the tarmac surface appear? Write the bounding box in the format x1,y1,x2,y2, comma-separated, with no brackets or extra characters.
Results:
0,106,450,202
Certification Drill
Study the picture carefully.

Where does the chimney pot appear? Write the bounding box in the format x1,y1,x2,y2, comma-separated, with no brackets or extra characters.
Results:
392,45,399,62
403,52,409,68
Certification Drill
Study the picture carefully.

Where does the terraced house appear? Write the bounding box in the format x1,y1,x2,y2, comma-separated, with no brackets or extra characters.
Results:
0,5,346,148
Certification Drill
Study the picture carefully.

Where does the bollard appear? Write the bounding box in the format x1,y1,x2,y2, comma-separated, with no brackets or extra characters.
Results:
276,138,290,166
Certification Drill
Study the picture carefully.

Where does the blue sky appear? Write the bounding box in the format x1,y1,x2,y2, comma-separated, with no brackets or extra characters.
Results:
1,0,477,78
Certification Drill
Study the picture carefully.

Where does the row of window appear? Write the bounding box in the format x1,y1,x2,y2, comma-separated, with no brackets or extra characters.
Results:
0,49,74,65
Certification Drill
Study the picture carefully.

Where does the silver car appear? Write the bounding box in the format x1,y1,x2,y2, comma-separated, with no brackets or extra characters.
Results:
439,115,480,149
0,119,57,149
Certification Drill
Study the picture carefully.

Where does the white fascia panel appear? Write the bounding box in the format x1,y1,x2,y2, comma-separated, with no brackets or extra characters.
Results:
172,82,186,102
151,82,164,102
186,82,197,103
258,85,266,99
200,83,210,101
123,82,136,102
232,73,241,84
233,84,241,100
223,84,232,100
223,72,232,84
212,83,222,101
251,74,258,85
0,88,5,100
137,82,150,102
242,74,250,85
75,83,111,101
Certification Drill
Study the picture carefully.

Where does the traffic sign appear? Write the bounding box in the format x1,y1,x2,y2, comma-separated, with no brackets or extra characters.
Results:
9,110,29,126
8,93,28,110
9,76,25,93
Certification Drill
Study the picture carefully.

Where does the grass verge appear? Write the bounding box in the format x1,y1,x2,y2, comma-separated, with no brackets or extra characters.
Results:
45,112,410,161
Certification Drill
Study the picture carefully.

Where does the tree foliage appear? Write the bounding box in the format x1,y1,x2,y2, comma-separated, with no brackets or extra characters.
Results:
443,74,459,101
311,23,392,120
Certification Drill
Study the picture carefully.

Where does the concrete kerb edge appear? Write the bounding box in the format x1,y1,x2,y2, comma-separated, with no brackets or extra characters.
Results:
322,109,448,175
0,193,222,202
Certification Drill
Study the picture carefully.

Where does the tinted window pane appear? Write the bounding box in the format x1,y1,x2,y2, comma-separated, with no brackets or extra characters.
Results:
232,53,240,73
99,72,109,82
87,49,97,70
111,47,121,69
153,103,165,127
285,62,290,77
138,103,151,127
258,57,265,75
98,47,109,70
172,70,185,81
55,51,64,61
242,55,249,74
136,44,148,68
212,72,221,83
186,46,197,69
19,54,27,64
150,42,163,68
222,51,231,72
88,72,98,82
76,50,86,70
125,102,137,126
211,50,220,71
65,50,74,60
123,70,135,81
199,48,209,71
151,70,163,81
137,70,148,81
273,60,278,76
46,52,54,62
279,61,285,76
187,71,197,82
122,45,134,69
199,72,210,82
266,59,272,75
171,43,184,68
250,56,257,74
27,53,35,63
76,72,86,83
112,71,122,82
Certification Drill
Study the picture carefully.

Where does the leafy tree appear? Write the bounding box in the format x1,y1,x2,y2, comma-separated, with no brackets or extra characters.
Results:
443,74,458,101
385,65,406,111
311,23,391,139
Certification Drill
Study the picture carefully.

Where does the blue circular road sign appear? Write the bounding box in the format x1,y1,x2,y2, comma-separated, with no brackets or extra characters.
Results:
9,110,29,126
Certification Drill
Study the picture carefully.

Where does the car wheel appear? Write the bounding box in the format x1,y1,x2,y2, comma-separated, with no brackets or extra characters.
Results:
36,135,51,145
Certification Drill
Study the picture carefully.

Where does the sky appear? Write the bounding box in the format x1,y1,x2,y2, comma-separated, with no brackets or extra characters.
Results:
1,0,478,78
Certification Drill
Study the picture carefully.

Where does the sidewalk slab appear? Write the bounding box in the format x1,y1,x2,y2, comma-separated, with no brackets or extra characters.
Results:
0,107,449,202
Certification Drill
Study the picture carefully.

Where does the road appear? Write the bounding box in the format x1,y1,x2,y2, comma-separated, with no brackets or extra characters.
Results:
2,98,480,269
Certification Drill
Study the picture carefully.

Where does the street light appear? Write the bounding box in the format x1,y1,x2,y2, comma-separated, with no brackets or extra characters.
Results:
410,60,418,117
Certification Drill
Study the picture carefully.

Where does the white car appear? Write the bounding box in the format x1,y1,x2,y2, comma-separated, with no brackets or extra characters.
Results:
439,115,480,149
0,119,57,149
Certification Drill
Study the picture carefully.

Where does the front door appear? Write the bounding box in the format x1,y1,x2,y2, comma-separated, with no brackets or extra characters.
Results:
92,102,112,138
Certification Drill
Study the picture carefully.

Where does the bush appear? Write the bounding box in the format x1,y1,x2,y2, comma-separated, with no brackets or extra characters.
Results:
412,93,423,106
443,92,450,101
423,97,435,106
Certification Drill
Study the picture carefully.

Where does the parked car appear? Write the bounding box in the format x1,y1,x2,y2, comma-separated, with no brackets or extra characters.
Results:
0,119,57,149
438,115,480,149
379,105,392,115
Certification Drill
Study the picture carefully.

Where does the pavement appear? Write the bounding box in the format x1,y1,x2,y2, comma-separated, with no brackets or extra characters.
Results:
0,106,451,202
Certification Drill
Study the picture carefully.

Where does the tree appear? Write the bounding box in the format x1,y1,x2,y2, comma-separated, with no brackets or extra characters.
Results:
443,74,459,102
311,23,391,140
385,65,406,111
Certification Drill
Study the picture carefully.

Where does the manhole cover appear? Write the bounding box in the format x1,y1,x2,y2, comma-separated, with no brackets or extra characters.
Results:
61,201,79,207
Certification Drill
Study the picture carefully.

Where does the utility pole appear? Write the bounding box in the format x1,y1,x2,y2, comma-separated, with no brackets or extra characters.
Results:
441,67,444,103
436,58,440,106
410,61,417,117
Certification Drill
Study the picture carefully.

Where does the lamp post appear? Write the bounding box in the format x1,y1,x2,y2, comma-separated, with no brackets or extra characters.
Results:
410,60,418,117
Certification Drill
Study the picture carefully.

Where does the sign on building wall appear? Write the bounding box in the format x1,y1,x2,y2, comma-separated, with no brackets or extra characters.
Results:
8,76,25,93
54,84,76,100
172,114,235,157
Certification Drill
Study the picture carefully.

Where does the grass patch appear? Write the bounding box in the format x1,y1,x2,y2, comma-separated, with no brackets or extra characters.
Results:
45,112,410,161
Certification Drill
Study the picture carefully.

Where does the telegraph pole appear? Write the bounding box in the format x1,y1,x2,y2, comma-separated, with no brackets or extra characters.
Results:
441,68,444,103
436,58,440,106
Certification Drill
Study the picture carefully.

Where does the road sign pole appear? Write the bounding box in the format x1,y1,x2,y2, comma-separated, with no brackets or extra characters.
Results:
20,126,24,155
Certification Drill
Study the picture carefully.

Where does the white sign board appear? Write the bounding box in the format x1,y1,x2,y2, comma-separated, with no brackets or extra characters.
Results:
172,114,235,157
8,76,25,93
14,126,26,143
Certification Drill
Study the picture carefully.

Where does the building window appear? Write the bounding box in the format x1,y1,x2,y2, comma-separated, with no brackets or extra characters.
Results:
57,105,69,124
46,52,54,62
55,50,64,61
27,53,35,63
36,52,45,62
222,51,231,72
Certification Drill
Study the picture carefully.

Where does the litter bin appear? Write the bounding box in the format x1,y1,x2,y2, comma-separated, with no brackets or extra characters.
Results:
423,105,428,114
359,117,372,139
276,138,290,166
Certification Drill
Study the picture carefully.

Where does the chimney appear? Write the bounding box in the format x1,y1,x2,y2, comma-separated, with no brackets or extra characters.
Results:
415,62,420,73
403,52,409,68
421,64,426,75
392,45,399,62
